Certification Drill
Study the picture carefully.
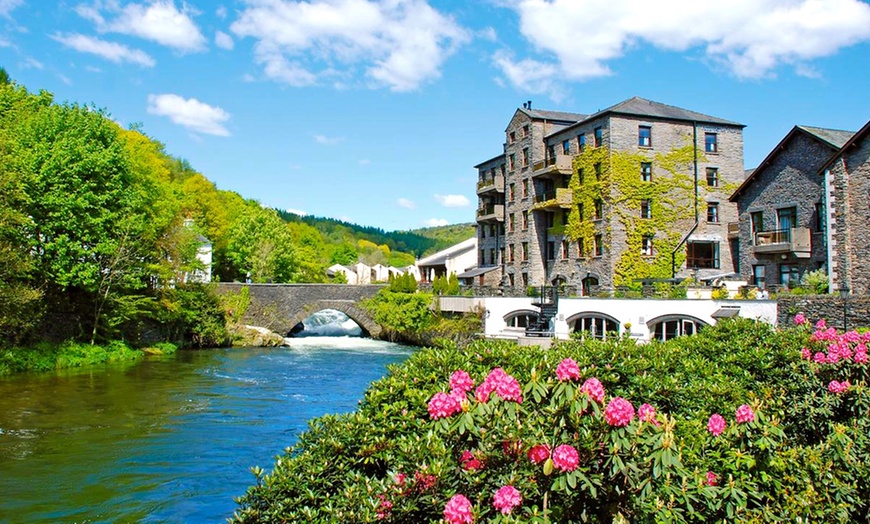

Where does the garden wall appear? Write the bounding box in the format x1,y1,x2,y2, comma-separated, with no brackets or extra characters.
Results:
777,295,870,330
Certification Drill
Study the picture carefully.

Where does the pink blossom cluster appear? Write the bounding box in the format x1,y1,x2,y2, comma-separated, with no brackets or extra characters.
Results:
828,380,851,394
804,326,869,365
443,494,474,524
580,377,605,403
376,494,392,520
706,471,718,486
414,471,437,492
735,404,755,424
475,367,522,404
551,444,580,472
794,313,807,325
638,403,660,426
707,414,726,436
527,444,550,464
428,392,461,419
604,397,635,427
492,485,522,515
450,370,475,393
555,358,581,381
460,450,483,471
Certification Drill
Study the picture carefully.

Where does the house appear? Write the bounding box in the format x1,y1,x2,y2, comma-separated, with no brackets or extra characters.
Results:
326,263,358,284
416,237,477,283
474,97,745,294
729,125,854,290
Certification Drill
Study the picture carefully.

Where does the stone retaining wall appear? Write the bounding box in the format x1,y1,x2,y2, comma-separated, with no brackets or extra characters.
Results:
777,295,870,330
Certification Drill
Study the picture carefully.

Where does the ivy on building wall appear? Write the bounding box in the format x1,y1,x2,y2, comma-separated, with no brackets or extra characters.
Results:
565,141,716,287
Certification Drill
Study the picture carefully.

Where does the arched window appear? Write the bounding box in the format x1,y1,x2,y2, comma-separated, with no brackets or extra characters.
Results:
568,313,620,340
581,276,599,297
648,315,708,342
504,310,540,329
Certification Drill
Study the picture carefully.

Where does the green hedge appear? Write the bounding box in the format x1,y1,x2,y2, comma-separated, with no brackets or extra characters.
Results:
0,340,143,376
232,318,869,523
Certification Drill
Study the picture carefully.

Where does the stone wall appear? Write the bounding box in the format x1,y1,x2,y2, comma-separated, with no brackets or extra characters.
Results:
841,133,870,294
777,295,870,330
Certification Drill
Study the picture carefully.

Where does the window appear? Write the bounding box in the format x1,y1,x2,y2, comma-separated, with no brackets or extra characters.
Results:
577,202,584,220
561,211,569,226
480,227,486,239
489,249,496,265
594,127,603,147
561,240,569,259
509,154,515,170
577,168,584,184
522,210,528,230
509,183,516,202
522,179,529,198
651,316,706,342
522,147,530,167
687,241,720,269
707,202,719,223
705,132,718,153
594,162,602,180
479,249,485,265
505,311,538,328
578,134,586,152
571,314,620,340
522,242,529,261
638,125,651,147
546,241,556,260
640,199,652,219
577,238,585,257
753,264,765,288
544,211,555,228
523,124,529,137
777,207,796,232
780,264,801,287
641,235,654,256
594,234,603,256
508,213,515,232
641,162,652,182
594,199,603,219
509,131,516,144
750,211,763,244
522,272,529,287
508,273,515,287
814,202,825,232
562,140,570,155
706,167,719,187
547,144,555,161
501,164,506,177
509,244,515,262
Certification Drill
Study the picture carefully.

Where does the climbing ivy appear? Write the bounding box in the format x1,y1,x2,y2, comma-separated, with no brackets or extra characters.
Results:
565,141,717,287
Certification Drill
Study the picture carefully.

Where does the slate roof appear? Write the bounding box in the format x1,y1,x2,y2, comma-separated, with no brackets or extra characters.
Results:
417,237,476,267
818,119,870,174
591,97,743,127
797,125,856,150
522,108,587,123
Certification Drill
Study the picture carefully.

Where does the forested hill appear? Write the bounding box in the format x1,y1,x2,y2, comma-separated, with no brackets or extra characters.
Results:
276,211,475,258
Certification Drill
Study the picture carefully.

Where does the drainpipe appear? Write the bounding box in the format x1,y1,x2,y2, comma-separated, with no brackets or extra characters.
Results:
672,121,700,279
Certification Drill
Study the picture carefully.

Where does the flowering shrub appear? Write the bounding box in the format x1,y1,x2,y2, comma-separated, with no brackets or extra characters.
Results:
233,318,870,523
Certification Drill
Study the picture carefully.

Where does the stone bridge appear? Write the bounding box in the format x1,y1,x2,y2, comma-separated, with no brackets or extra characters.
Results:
216,283,386,338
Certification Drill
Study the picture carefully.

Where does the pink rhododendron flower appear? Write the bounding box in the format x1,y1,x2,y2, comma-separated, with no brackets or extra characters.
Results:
377,494,392,519
492,485,522,515
581,377,605,403
394,472,407,487
794,313,806,325
555,358,581,381
827,352,841,364
828,380,850,394
843,330,861,343
527,444,551,464
428,392,461,419
638,403,660,426
815,319,827,330
474,380,495,403
443,494,474,524
475,368,522,403
735,404,755,424
605,397,635,427
855,349,868,364
813,352,826,364
552,444,580,472
460,450,483,471
414,471,437,492
450,370,475,393
707,414,726,436
706,471,718,486
801,347,811,359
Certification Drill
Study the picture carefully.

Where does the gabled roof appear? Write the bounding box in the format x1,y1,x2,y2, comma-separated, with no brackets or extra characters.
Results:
797,126,855,149
474,153,506,169
592,97,743,127
818,119,870,174
520,108,587,123
730,125,855,202
417,237,476,267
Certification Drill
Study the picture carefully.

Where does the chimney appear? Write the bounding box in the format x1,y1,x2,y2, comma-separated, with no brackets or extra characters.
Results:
527,100,532,109
522,102,527,109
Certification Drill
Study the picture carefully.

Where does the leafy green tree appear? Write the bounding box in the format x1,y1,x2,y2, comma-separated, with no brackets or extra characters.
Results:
0,67,10,85
446,273,460,295
225,204,298,282
330,243,358,266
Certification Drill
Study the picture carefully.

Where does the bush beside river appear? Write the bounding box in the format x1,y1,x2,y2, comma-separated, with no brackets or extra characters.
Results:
232,318,869,523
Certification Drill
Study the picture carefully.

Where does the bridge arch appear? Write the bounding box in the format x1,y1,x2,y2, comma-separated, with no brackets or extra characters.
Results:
285,300,381,338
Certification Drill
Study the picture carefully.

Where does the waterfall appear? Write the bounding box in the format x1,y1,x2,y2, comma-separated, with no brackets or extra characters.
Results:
291,309,362,337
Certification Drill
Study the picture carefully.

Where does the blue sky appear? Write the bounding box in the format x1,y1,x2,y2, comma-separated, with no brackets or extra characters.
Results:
2,0,870,231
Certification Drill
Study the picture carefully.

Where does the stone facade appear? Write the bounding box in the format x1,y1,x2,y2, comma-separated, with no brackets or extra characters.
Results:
729,128,845,291
475,97,745,294
777,295,870,331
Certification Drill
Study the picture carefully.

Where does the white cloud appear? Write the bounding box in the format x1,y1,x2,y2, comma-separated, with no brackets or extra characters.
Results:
215,30,234,50
424,218,449,227
358,159,371,165
52,33,155,67
21,57,43,69
397,198,415,209
85,65,103,73
230,0,469,91
434,194,470,208
147,93,231,136
57,73,73,85
76,0,207,52
497,0,870,96
0,0,22,17
313,134,344,145
285,207,308,216
216,5,228,19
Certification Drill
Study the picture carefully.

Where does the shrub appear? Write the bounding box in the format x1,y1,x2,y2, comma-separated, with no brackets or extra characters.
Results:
232,319,870,523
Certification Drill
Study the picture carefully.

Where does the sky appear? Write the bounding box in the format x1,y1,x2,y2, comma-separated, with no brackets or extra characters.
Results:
1,0,870,232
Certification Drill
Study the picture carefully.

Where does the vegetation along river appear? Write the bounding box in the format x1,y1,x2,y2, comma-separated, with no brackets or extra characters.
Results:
0,314,415,523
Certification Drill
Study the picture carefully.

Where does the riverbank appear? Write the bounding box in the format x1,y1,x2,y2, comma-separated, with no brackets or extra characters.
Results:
0,340,175,376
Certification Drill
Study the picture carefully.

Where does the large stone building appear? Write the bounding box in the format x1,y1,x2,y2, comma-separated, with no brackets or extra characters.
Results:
474,97,745,293
729,126,854,290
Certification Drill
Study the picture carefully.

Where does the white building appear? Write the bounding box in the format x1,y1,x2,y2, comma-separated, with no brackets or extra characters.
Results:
416,237,477,283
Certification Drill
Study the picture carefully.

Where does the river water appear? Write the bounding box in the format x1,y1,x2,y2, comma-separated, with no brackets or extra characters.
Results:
0,313,414,523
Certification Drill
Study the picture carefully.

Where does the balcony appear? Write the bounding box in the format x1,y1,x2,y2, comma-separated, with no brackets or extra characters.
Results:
753,227,811,258
727,222,739,239
476,204,504,223
476,177,505,195
532,155,573,179
532,188,573,211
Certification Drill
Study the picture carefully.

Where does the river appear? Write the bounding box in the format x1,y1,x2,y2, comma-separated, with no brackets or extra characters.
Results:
0,312,415,523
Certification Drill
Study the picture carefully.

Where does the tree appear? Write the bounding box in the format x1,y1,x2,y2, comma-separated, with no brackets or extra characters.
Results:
0,67,10,85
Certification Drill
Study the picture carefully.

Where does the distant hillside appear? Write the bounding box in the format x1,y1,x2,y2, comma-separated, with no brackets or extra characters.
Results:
276,211,475,259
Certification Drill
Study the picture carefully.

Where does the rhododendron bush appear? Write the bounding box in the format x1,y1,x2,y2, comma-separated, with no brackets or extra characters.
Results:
233,319,870,523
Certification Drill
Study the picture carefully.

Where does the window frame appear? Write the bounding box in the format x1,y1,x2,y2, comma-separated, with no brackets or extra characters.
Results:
594,127,603,147
706,167,719,187
705,132,718,153
638,125,652,147
707,202,720,223
640,199,652,219
640,162,652,182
